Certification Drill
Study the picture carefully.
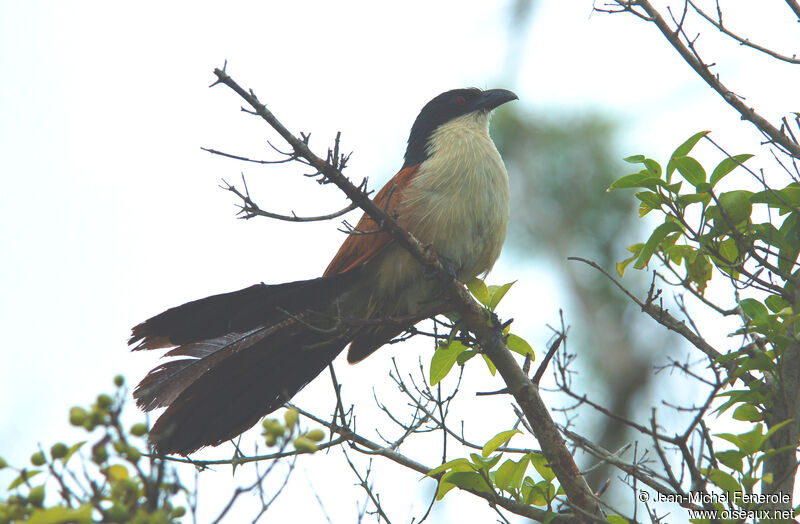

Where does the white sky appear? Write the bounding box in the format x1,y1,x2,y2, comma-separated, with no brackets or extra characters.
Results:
1,1,798,522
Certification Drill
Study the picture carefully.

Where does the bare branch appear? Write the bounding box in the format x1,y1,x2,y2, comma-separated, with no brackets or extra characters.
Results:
602,0,800,158
687,0,800,64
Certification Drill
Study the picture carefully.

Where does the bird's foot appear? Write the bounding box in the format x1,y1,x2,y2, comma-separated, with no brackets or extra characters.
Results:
423,254,458,281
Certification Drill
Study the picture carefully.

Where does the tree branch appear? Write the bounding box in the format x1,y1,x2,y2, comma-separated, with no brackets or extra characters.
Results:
604,0,800,158
687,0,800,64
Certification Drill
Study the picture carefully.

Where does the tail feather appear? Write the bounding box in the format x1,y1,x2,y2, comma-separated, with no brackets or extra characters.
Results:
134,323,284,412
129,271,360,350
149,324,347,455
129,271,361,455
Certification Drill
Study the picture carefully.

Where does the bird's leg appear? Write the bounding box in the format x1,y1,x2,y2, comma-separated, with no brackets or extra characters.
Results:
423,253,458,281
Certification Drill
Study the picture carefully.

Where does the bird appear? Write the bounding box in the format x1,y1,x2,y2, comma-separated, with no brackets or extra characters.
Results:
129,87,518,455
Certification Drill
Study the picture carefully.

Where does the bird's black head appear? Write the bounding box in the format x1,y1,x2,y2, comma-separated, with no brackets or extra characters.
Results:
403,88,518,169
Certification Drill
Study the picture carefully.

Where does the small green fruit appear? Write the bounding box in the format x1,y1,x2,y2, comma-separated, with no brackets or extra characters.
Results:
50,442,68,459
264,434,277,447
30,451,46,466
284,408,299,428
125,446,141,463
172,507,186,518
92,445,109,463
69,406,88,426
28,485,45,507
261,418,285,437
293,436,318,452
129,423,148,437
113,375,125,387
306,429,326,442
96,394,113,409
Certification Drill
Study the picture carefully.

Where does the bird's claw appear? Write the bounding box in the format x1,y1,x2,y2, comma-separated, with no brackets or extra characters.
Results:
424,254,458,281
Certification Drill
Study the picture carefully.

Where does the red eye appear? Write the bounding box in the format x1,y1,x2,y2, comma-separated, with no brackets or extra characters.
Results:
456,95,466,105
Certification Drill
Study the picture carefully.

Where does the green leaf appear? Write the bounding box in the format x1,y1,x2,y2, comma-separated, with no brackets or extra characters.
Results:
529,452,555,481
607,516,630,524
685,252,713,293
715,450,744,472
705,467,741,494
732,404,762,422
487,281,516,311
470,452,502,470
437,471,493,499
482,430,521,457
717,237,739,265
8,469,42,490
635,191,664,211
673,156,706,187
666,130,709,181
765,295,790,313
710,154,753,187
456,349,478,365
634,221,684,269
430,341,467,386
426,457,473,477
481,354,497,375
494,458,522,492
739,298,769,323
608,172,661,191
737,423,766,455
676,192,711,207
507,334,535,358
717,191,753,225
751,184,800,211
763,418,794,442
63,441,86,466
466,278,490,306
623,154,646,164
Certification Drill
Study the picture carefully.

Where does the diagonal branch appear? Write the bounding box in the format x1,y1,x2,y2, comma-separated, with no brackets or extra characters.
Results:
687,0,800,65
567,256,756,387
786,0,800,21
604,0,800,158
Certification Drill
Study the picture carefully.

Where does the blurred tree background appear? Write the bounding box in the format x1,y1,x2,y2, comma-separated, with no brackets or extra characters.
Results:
493,0,674,500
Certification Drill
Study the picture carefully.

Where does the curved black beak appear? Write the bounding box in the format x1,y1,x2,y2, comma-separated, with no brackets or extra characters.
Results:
479,89,519,111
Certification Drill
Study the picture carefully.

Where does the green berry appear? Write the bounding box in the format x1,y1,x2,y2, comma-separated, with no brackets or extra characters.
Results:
50,442,68,459
261,418,285,438
172,507,186,518
113,375,125,387
125,446,141,463
293,436,318,452
284,408,299,428
264,433,277,447
129,423,147,437
92,445,109,463
96,394,113,409
306,429,326,442
69,406,88,426
28,485,45,507
30,451,46,466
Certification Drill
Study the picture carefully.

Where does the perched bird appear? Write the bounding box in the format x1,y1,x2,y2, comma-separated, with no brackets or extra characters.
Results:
130,87,518,455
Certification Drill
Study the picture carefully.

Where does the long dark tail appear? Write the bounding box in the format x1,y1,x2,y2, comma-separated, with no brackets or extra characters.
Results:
129,270,360,455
